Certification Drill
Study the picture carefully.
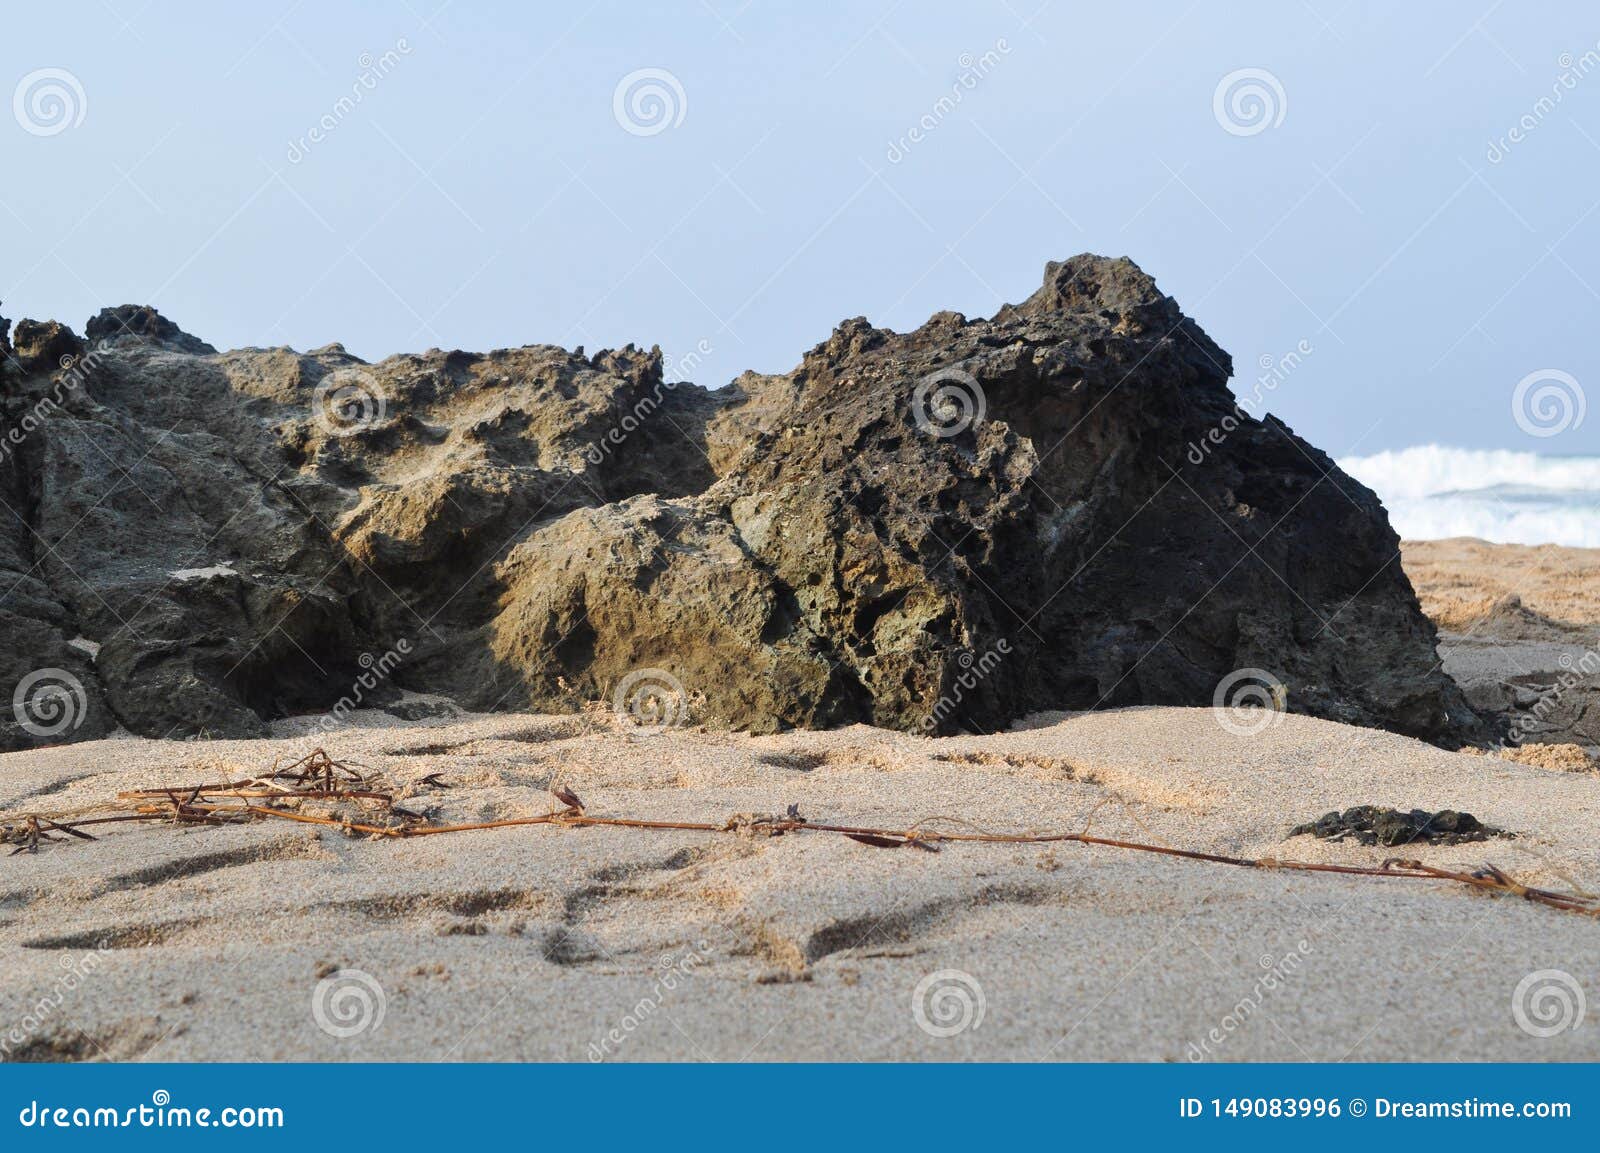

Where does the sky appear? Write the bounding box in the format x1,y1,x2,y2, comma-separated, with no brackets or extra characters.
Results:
3,0,1597,457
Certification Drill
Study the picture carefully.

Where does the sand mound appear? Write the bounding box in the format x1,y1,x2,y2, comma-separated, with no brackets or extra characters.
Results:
1424,592,1571,641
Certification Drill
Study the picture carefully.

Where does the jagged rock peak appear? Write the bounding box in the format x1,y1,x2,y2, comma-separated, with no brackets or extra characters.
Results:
85,305,216,355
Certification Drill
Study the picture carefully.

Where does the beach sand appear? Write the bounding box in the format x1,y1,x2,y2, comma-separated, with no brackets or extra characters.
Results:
1404,539,1600,757
3,699,1598,1062
1402,538,1600,633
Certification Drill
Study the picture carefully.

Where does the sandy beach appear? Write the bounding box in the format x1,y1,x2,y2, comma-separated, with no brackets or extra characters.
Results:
1405,539,1600,759
4,577,1599,1063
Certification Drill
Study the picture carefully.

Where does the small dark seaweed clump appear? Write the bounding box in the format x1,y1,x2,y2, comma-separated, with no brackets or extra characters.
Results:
1291,806,1509,847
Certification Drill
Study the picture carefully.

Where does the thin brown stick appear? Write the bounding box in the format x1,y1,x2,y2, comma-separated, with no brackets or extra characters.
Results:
6,750,1598,919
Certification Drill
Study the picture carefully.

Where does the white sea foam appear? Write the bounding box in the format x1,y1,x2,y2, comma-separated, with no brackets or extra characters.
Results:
1337,445,1600,547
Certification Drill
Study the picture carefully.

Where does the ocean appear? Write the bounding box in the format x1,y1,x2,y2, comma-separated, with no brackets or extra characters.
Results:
1338,446,1600,548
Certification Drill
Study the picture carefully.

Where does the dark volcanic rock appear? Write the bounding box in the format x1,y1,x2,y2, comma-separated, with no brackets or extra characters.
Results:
9,319,83,374
86,304,217,355
1291,806,1507,847
0,257,1481,749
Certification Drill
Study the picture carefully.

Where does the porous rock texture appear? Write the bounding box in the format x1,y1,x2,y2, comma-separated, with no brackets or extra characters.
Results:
0,257,1479,750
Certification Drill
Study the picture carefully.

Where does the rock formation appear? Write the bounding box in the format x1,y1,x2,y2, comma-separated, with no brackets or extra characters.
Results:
0,256,1480,750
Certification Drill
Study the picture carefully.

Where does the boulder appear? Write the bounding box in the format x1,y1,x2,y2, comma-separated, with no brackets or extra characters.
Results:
0,260,1481,749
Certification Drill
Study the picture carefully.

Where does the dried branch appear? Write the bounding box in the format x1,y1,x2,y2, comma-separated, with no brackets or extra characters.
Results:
4,749,1597,919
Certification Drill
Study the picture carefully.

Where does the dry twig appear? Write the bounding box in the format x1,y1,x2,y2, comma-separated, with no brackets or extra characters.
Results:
4,749,1597,919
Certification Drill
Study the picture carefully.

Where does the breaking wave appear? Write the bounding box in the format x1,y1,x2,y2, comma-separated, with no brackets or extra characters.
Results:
1337,445,1600,547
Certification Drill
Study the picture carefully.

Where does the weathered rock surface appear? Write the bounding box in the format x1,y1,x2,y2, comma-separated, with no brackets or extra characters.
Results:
1290,805,1507,847
0,257,1480,749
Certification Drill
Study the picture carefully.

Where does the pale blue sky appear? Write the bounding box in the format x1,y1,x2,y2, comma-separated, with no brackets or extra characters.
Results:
4,1,1597,454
